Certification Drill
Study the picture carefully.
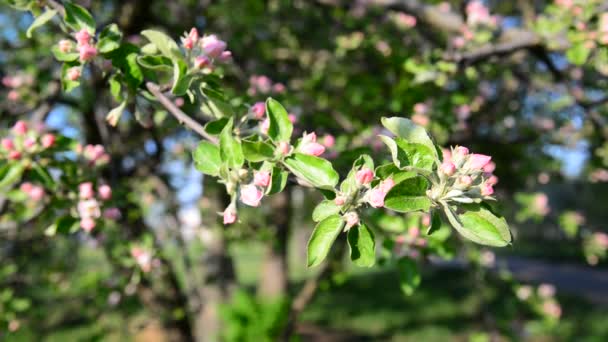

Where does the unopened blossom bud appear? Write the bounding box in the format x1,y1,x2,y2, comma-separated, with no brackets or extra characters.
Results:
467,154,492,170
13,121,28,135
188,28,199,43
7,90,19,101
23,137,36,149
480,183,494,196
322,134,335,148
414,102,428,114
421,214,431,227
98,184,112,200
482,161,496,173
458,175,473,188
67,67,81,81
300,142,325,156
218,50,232,62
78,44,97,62
74,29,92,46
367,188,387,208
302,132,317,144
344,211,360,229
355,167,374,185
334,195,346,206
182,37,194,49
41,134,56,148
20,182,33,193
454,146,469,157
222,205,237,225
240,184,263,207
542,301,562,319
486,175,498,186
58,39,73,53
260,118,270,134
194,55,211,69
440,161,456,176
273,83,286,93
80,217,96,232
409,226,420,238
103,207,121,220
254,171,271,187
1,138,14,151
200,34,227,58
379,178,395,193
538,283,556,298
8,150,21,160
29,186,45,201
277,141,290,155
251,102,266,119
288,114,296,124
79,182,95,199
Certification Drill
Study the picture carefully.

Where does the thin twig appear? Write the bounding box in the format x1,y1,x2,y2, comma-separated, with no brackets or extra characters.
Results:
146,82,218,144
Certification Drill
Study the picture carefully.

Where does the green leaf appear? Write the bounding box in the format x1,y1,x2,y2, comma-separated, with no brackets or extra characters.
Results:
442,203,511,247
97,23,122,53
61,63,80,92
384,176,431,213
30,164,55,189
64,1,95,33
375,163,416,184
242,140,275,162
395,139,436,170
219,118,244,169
284,153,339,190
201,86,234,118
266,98,293,142
397,257,420,296
26,9,57,38
51,45,79,62
566,42,590,66
193,141,221,176
137,55,173,71
106,44,143,91
381,117,437,158
426,210,442,235
204,118,229,135
307,215,344,267
108,75,122,102
141,29,182,59
266,166,288,195
348,223,375,267
312,200,341,222
0,162,25,189
171,59,193,95
45,216,79,236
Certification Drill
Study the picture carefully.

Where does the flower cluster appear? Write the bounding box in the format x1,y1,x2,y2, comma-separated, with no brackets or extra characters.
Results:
516,283,562,320
428,146,497,205
2,73,33,102
465,1,499,28
248,75,286,96
58,28,99,80
76,182,120,232
181,28,231,71
19,182,46,202
130,246,155,273
393,226,428,259
1,121,56,161
76,143,111,167
584,232,608,265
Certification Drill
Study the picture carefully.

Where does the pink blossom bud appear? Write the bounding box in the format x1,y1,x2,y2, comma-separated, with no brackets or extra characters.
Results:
218,50,232,62
13,121,28,135
459,175,473,187
79,182,95,199
194,55,211,69
482,161,496,173
344,212,360,229
322,134,335,148
67,67,81,81
467,153,492,170
80,217,96,232
454,146,469,157
480,183,494,196
260,118,270,134
78,44,97,62
223,206,237,225
240,184,263,207
367,188,386,208
29,186,45,201
355,167,374,185
542,301,562,319
486,175,498,186
103,207,121,220
414,102,428,114
409,226,420,238
411,113,429,127
200,35,227,58
254,171,271,187
23,137,36,149
379,178,395,193
300,142,325,156
277,141,291,155
20,182,33,193
1,138,14,151
7,90,19,101
41,134,56,148
8,150,21,160
74,29,92,46
334,195,346,205
440,161,456,176
174,98,185,107
188,28,199,43
273,83,286,93
288,114,296,123
251,102,266,119
421,214,431,227
442,148,452,162
58,39,73,53
182,37,194,49
538,283,556,298
98,184,112,200
301,132,317,144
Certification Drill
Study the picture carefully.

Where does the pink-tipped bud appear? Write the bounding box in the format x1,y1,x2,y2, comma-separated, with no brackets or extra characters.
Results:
442,148,452,162
300,142,325,156
260,118,271,135
467,153,492,170
98,184,112,200
1,138,14,151
41,134,56,148
251,102,266,119
486,175,498,186
379,178,395,193
455,146,469,157
58,39,73,53
459,175,473,187
13,121,28,135
78,44,97,62
67,67,81,81
288,114,297,124
182,37,194,49
482,161,496,173
334,195,346,206
421,214,431,227
273,83,286,93
409,226,420,238
322,134,335,148
302,132,317,144
80,218,96,232
8,150,21,160
355,167,374,185
218,50,232,62
7,90,19,101
367,188,386,208
194,55,211,69
344,211,360,229
79,182,95,199
240,184,263,207
254,171,271,187
74,29,92,46
480,183,494,196
188,28,199,43
23,137,36,149
223,206,237,225
29,186,45,201
440,161,457,176
200,34,227,58
277,141,290,155
20,182,33,193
